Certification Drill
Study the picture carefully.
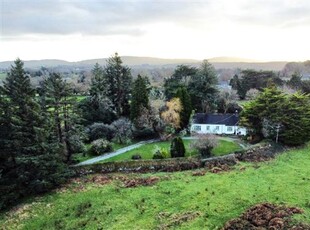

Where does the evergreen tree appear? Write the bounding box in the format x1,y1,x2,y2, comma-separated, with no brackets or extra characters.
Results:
79,63,116,124
90,63,106,98
241,86,310,145
188,60,218,112
130,75,150,123
104,53,132,117
1,58,46,157
288,72,302,90
164,65,197,99
175,87,192,130
42,73,83,163
170,137,185,158
0,59,70,210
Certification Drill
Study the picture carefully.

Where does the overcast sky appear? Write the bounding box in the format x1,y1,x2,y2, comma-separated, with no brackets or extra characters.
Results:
1,0,310,62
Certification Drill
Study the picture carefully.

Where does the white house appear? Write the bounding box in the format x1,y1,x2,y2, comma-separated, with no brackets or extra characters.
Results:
190,113,247,135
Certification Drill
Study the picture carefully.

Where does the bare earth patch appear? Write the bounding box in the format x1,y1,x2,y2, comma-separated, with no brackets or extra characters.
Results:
121,176,160,188
156,211,201,230
223,203,310,230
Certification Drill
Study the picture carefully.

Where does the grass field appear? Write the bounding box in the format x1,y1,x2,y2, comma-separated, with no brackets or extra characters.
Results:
2,143,309,229
101,139,241,163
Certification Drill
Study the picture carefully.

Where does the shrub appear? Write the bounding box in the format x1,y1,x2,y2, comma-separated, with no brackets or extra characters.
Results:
190,134,218,158
153,146,169,159
111,118,133,144
170,137,185,158
87,123,115,142
131,154,142,160
132,127,157,140
88,139,113,156
69,134,87,154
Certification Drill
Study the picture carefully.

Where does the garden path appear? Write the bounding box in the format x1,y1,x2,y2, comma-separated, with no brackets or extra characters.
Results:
75,139,159,166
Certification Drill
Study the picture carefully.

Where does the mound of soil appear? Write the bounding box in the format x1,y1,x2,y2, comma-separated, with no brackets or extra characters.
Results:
122,176,160,188
223,203,309,230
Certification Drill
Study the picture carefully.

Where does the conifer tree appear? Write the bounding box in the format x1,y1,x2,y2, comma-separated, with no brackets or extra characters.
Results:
175,87,192,130
42,73,82,163
130,75,150,123
188,60,218,112
0,59,70,210
104,53,132,117
170,137,185,158
90,63,106,98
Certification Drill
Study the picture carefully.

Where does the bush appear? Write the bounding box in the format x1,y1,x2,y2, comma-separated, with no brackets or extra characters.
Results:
153,146,169,159
87,123,115,142
131,154,142,160
69,134,87,154
170,137,185,158
88,139,113,156
132,127,157,140
190,134,218,158
111,118,133,144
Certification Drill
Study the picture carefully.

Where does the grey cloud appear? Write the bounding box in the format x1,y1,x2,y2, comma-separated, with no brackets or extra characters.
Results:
228,0,310,28
1,0,207,36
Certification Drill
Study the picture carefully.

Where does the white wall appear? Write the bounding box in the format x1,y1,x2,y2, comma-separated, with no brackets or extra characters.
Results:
191,124,247,136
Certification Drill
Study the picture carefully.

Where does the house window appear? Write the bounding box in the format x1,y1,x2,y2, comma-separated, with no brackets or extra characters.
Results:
206,126,210,131
193,125,201,131
227,126,233,132
215,126,219,131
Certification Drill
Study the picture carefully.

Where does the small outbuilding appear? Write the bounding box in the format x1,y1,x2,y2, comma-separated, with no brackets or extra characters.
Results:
190,113,247,135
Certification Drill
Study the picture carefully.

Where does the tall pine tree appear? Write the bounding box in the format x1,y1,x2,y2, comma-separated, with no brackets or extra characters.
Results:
104,53,132,117
0,59,69,210
130,75,150,123
42,73,82,163
175,87,192,130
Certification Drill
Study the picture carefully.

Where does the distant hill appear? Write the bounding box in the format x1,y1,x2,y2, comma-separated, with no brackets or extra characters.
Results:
0,56,289,71
207,56,260,63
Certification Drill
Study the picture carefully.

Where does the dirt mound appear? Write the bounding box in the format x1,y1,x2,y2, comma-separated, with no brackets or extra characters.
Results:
122,176,160,188
223,203,309,230
157,211,201,230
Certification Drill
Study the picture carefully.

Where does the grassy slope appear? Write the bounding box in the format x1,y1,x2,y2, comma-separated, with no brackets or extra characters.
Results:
102,139,241,162
1,145,309,229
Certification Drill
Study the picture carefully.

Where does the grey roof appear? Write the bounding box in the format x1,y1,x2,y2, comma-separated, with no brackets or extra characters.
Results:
192,113,239,126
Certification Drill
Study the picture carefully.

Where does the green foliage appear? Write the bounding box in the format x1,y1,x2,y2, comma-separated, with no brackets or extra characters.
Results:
288,72,302,90
170,137,185,158
175,87,192,130
89,63,106,97
241,87,310,145
231,70,283,99
153,146,169,159
164,65,197,99
0,59,70,210
111,118,133,144
104,53,132,117
41,72,82,162
88,139,113,156
78,96,117,125
130,75,150,124
188,60,218,112
87,123,115,142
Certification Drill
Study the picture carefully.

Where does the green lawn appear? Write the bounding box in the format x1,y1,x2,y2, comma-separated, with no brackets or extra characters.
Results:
1,144,309,229
101,138,241,162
